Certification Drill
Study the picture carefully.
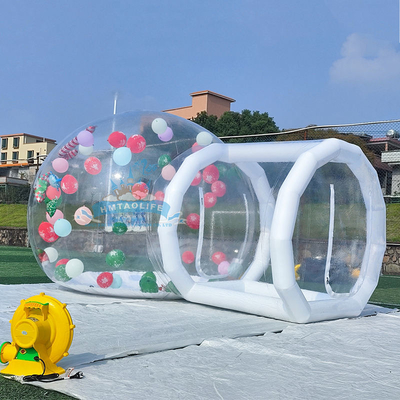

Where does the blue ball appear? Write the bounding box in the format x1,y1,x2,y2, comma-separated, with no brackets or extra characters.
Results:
112,147,132,166
54,219,72,237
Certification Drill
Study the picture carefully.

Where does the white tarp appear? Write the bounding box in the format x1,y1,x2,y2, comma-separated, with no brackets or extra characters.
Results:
0,283,398,399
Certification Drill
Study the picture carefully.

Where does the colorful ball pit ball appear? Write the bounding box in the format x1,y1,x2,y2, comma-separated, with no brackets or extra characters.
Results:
46,186,61,201
44,247,58,263
151,118,168,135
186,213,200,230
132,182,149,200
161,164,176,181
203,165,219,184
38,222,59,243
61,175,78,194
84,157,102,175
211,181,227,197
54,219,72,237
127,135,146,153
154,191,165,201
158,154,171,168
182,251,195,264
77,130,94,147
46,210,64,225
97,272,113,288
212,252,226,265
79,144,94,156
65,258,84,278
74,206,93,226
52,158,69,174
204,192,217,208
54,264,71,282
158,127,173,142
112,222,128,235
112,147,132,166
218,261,230,275
196,131,213,146
191,171,202,186
110,273,123,289
108,131,127,148
106,249,126,268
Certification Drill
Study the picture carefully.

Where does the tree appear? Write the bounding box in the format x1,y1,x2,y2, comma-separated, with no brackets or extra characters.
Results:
191,109,280,143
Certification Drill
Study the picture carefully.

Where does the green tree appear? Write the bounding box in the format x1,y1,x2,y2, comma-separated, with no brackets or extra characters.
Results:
191,109,280,143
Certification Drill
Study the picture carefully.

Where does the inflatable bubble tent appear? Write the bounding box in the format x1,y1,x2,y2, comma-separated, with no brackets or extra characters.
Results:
28,111,386,323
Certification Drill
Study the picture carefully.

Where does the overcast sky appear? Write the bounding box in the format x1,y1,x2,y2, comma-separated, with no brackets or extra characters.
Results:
1,0,399,142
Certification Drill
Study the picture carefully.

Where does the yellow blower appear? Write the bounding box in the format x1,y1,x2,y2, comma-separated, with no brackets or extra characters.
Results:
0,293,75,378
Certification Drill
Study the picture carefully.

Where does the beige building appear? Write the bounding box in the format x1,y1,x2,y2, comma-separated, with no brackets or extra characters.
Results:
164,90,235,119
1,133,56,166
0,133,57,184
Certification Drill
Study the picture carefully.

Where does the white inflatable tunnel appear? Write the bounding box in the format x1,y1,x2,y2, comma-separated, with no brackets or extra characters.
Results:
157,139,386,323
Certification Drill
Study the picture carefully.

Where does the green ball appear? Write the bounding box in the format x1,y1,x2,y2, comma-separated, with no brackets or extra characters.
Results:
142,271,156,281
54,264,71,282
139,276,159,293
106,249,126,268
158,154,171,168
216,163,229,178
112,222,128,235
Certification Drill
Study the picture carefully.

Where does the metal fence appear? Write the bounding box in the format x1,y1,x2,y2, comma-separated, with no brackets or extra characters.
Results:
220,118,400,243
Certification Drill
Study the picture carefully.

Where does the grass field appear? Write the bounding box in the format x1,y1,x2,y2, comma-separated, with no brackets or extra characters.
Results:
0,245,399,399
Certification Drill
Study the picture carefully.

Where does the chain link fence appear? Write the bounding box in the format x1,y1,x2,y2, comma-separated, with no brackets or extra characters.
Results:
220,119,400,244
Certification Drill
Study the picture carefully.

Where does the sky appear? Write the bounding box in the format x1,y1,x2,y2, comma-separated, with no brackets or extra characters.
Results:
1,0,399,142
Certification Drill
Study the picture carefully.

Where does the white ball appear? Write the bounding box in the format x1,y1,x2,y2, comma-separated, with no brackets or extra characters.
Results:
79,144,94,156
151,118,167,135
44,247,58,263
65,259,84,278
196,131,213,146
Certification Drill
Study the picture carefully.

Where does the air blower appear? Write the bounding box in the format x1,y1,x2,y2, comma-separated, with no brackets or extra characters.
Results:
0,293,75,378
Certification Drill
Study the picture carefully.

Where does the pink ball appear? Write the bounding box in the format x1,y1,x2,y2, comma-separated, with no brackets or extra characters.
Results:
84,157,102,175
127,135,146,153
158,127,174,142
155,191,165,201
212,251,226,265
61,175,78,194
46,209,64,225
204,192,217,208
46,186,61,200
182,251,195,264
77,130,94,147
161,164,176,181
52,158,69,173
203,165,219,184
74,206,93,226
97,272,113,288
218,261,230,275
211,181,226,197
191,171,202,186
38,222,59,243
192,143,203,153
108,131,127,148
186,213,200,230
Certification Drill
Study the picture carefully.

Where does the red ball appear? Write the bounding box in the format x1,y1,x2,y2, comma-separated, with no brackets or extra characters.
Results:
38,250,49,263
108,131,127,148
211,180,226,197
38,222,59,243
61,175,78,194
132,182,149,200
204,192,217,208
56,258,69,267
182,251,195,264
191,171,202,186
84,157,102,175
203,165,219,184
212,251,226,265
127,135,146,153
97,272,113,288
46,186,61,200
155,191,165,201
186,213,200,229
